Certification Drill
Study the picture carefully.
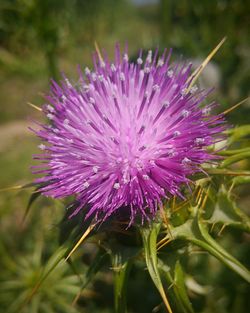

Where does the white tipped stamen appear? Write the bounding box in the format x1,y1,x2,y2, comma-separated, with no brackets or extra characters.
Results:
98,75,104,82
168,149,175,157
157,59,164,67
123,54,129,62
182,157,191,165
92,73,97,81
144,67,150,73
144,91,149,99
38,144,46,150
65,78,72,88
137,57,143,65
146,50,152,63
143,174,149,180
82,85,90,92
120,73,125,81
195,138,205,145
123,178,129,184
83,181,90,189
202,107,211,115
152,84,160,92
114,183,120,190
174,130,181,137
111,64,116,72
61,95,67,102
162,100,170,108
181,88,188,96
89,97,95,104
53,128,59,133
47,113,54,120
100,61,106,68
63,119,69,125
167,70,173,78
181,109,190,117
47,105,55,112
93,166,99,173
190,85,198,94
85,67,91,75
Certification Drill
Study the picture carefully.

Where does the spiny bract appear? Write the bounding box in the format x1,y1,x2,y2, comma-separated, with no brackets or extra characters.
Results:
32,45,226,224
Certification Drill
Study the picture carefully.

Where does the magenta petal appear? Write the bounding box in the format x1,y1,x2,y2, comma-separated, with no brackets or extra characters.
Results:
32,46,227,224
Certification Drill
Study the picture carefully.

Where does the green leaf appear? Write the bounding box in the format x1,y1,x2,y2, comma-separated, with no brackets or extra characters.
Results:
141,224,173,313
158,258,195,313
23,181,53,222
30,294,41,313
107,238,140,313
232,176,250,186
205,168,250,176
22,188,42,222
174,261,195,313
227,125,250,143
218,147,250,156
170,210,250,283
112,252,132,313
197,219,250,282
6,291,29,313
221,150,250,168
206,185,250,232
24,246,68,305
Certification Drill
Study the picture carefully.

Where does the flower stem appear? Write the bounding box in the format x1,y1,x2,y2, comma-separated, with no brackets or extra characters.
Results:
113,255,132,313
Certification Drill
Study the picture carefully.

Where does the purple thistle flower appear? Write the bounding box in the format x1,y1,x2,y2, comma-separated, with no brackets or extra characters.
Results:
32,45,226,224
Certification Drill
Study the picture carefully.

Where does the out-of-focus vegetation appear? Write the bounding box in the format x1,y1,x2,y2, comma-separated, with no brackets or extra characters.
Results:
0,1,249,313
0,0,249,123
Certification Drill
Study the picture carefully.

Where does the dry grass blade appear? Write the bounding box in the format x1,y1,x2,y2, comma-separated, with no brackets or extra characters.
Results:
186,37,226,92
221,97,249,116
0,185,23,192
157,238,172,251
28,102,42,111
94,41,104,63
65,223,96,261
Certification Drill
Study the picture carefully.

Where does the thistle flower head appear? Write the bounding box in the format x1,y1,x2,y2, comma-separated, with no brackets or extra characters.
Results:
33,45,226,224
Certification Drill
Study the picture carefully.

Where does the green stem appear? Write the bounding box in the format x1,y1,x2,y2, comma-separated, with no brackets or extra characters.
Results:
189,237,250,283
113,255,132,313
141,226,173,313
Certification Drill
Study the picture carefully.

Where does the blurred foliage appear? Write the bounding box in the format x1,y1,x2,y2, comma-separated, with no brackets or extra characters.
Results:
0,243,81,313
0,0,127,79
0,0,249,124
159,0,250,123
0,0,250,313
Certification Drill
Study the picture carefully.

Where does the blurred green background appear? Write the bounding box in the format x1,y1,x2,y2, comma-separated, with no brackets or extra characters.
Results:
0,1,249,312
